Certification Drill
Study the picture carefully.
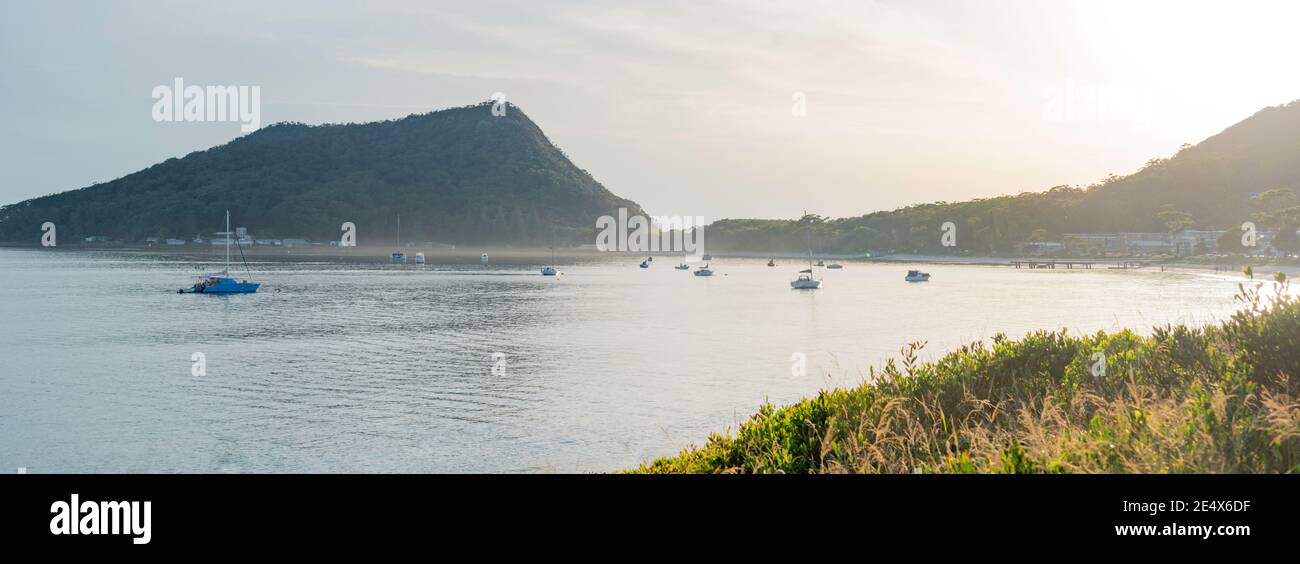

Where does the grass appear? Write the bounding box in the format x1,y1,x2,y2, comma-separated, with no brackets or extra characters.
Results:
631,275,1300,474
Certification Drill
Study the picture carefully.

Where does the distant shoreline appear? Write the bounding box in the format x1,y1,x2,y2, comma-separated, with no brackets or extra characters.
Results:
2,244,1295,275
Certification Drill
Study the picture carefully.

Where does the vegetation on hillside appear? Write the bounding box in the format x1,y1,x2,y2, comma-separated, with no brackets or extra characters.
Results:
704,100,1300,255
633,277,1300,473
0,101,643,246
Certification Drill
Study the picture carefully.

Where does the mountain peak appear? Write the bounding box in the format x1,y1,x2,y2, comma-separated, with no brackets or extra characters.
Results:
0,101,643,246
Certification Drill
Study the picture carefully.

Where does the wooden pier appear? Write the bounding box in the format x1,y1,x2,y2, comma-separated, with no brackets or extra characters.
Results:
1010,260,1095,269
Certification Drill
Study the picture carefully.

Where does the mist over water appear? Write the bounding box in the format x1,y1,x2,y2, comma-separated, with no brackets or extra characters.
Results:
0,249,1255,472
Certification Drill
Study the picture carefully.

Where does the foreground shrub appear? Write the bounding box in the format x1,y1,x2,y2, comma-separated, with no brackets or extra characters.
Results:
633,280,1300,474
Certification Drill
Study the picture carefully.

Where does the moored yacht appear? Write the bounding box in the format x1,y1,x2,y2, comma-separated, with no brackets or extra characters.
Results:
541,245,558,276
790,269,822,289
905,270,931,282
179,211,260,294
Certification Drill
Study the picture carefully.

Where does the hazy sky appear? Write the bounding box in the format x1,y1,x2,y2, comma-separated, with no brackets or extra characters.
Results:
3,0,1300,221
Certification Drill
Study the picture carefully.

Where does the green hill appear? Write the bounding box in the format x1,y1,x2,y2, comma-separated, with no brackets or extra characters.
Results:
0,101,644,245
704,100,1300,255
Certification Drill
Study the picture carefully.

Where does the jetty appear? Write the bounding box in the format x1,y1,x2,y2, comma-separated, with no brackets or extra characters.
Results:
1009,260,1096,269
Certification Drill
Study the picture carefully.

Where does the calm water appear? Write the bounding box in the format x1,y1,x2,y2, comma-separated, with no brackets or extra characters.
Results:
0,248,1263,473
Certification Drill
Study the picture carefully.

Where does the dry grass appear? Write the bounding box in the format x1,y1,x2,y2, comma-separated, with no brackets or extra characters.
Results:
632,281,1300,474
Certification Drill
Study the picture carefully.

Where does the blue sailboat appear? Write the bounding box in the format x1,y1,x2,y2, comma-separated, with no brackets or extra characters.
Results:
179,211,260,294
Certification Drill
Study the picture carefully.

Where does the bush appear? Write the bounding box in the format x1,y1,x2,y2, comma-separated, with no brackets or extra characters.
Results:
631,281,1300,474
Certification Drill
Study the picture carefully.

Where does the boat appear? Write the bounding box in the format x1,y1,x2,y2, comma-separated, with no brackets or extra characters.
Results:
905,270,931,282
178,211,260,294
827,263,843,269
767,259,776,267
693,264,714,276
674,263,690,270
414,252,426,265
541,245,558,276
481,253,489,263
390,214,405,264
640,259,650,268
815,259,825,267
646,256,653,262
791,226,822,289
790,269,822,289
701,254,713,261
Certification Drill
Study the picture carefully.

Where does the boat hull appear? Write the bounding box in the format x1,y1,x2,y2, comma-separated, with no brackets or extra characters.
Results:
202,283,260,293
790,279,822,289
180,276,260,294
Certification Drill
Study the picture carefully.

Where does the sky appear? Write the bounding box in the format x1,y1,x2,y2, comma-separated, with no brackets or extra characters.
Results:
3,0,1300,221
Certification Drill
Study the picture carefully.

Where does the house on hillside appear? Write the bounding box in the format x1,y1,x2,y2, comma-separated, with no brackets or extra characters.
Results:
1019,241,1064,255
1062,233,1121,254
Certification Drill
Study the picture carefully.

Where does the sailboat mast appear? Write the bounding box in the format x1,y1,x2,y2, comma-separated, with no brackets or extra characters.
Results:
225,210,231,272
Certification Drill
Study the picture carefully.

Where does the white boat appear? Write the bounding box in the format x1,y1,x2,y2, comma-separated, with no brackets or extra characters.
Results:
792,227,822,289
674,263,690,270
693,264,714,276
639,259,650,268
481,253,489,263
414,252,426,265
541,246,558,276
390,252,406,264
905,270,931,282
827,263,843,269
815,259,825,267
790,269,822,289
701,254,713,261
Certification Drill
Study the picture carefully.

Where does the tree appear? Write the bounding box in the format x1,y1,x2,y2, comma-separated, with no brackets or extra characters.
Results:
1156,209,1193,235
1270,220,1300,257
1259,188,1298,211
1218,226,1250,255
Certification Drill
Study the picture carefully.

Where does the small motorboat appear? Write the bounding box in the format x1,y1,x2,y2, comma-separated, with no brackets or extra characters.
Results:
674,263,690,270
790,269,822,289
827,263,844,269
414,252,426,265
693,264,714,276
815,259,825,267
481,253,489,263
701,254,713,261
905,270,931,282
391,252,406,264
767,259,776,267
646,256,653,262
640,259,650,268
